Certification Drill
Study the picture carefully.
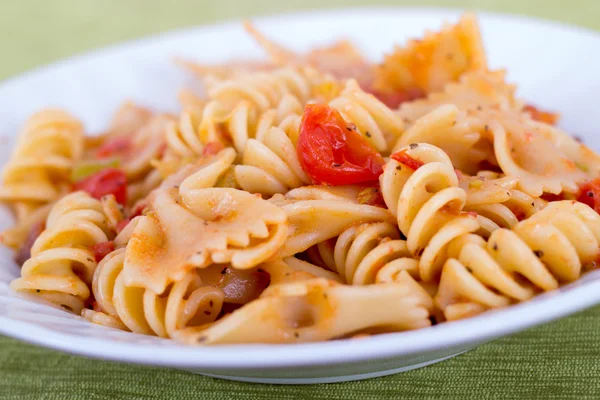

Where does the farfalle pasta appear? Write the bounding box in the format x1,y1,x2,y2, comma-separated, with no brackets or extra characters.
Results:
3,13,600,345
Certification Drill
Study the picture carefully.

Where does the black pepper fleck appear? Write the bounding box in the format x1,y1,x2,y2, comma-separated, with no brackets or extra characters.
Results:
588,191,594,198
409,143,418,149
294,332,299,338
396,165,402,170
221,268,227,275
534,250,544,258
365,131,372,138
492,243,498,251
209,300,213,307
36,289,41,293
204,311,211,316
333,163,341,167
197,336,207,343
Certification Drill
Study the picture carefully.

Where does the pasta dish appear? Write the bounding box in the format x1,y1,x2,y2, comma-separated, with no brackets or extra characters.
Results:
2,13,600,345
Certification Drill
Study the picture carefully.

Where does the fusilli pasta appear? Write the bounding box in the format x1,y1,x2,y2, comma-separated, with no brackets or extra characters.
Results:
10,191,113,314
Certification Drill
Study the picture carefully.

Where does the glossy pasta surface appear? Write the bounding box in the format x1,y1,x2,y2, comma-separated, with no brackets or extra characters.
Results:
3,13,600,345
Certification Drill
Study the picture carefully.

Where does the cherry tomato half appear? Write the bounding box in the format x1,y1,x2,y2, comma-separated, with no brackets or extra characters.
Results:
297,104,385,185
74,168,127,205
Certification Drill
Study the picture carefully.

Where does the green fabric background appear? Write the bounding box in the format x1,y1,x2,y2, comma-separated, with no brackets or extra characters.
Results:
1,0,599,398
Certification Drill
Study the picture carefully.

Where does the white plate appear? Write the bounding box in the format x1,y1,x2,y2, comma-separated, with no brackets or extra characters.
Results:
2,7,600,385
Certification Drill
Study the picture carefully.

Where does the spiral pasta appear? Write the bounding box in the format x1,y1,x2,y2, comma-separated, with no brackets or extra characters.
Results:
162,90,307,197
380,143,479,281
205,67,320,112
235,121,309,197
163,105,219,161
458,172,543,236
0,109,84,222
10,191,113,314
308,222,420,285
329,79,404,154
435,200,600,320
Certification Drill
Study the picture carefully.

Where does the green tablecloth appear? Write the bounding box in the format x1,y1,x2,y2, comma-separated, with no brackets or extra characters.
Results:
2,1,599,398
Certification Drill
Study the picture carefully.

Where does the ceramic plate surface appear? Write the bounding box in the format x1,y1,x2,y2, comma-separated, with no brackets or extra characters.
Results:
1,7,600,384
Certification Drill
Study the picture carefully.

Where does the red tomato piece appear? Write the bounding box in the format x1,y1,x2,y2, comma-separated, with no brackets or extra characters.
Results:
524,104,559,125
96,137,132,159
297,104,385,185
91,241,115,263
577,179,600,214
390,149,425,170
202,141,225,157
74,168,127,205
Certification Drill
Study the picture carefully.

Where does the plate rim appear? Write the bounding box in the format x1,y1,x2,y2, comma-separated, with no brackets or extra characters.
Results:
2,6,600,369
